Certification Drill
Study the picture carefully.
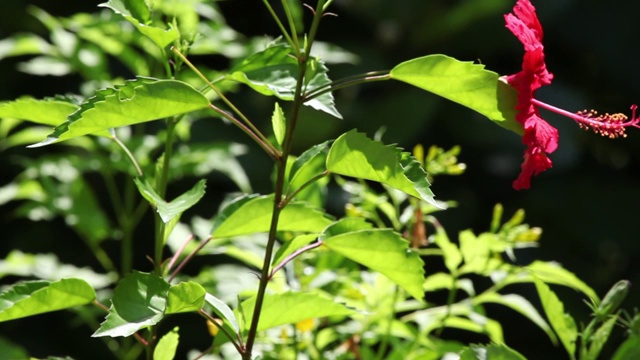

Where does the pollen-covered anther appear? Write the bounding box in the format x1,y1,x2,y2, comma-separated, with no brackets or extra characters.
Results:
574,108,635,139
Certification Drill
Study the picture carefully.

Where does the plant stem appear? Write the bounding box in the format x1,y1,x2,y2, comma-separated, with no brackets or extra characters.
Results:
243,3,328,356
154,117,178,273
261,0,298,54
304,71,391,102
281,170,329,207
269,240,323,280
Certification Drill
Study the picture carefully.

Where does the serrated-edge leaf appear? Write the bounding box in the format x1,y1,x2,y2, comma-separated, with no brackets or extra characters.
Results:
29,77,209,147
93,272,170,338
211,194,333,238
165,282,206,314
527,261,598,301
390,54,521,134
322,228,425,300
240,291,355,331
134,177,206,223
326,130,438,207
99,1,179,48
534,278,578,357
0,278,96,322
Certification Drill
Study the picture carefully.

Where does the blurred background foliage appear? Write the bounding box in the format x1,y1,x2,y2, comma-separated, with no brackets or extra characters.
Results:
0,0,638,358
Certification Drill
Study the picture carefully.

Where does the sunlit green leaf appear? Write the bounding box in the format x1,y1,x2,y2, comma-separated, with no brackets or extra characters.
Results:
227,44,341,118
154,327,180,360
321,219,425,301
241,291,355,331
460,343,526,360
0,279,95,322
0,250,116,289
390,54,521,134
100,0,179,48
326,130,437,207
30,77,210,147
204,292,240,342
272,234,318,267
527,261,598,302
0,97,80,128
93,272,170,337
211,194,333,238
0,33,52,60
165,282,206,314
271,102,286,146
134,177,206,223
432,225,462,273
534,278,577,358
473,292,557,345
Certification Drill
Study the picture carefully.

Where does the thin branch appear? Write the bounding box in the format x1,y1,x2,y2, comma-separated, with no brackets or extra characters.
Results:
280,170,330,207
110,129,143,177
198,309,245,355
165,233,194,276
269,240,323,280
168,236,212,282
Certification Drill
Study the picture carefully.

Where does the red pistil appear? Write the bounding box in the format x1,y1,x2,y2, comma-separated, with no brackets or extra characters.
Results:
532,99,640,139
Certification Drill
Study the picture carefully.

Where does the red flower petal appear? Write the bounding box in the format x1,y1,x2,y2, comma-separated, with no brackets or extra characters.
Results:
504,0,558,190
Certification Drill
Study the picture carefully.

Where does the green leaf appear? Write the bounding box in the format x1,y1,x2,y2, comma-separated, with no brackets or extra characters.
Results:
0,279,96,322
211,194,333,238
474,292,557,345
154,327,179,360
240,291,355,331
612,335,640,360
321,220,425,300
272,234,318,267
587,315,618,360
326,130,437,207
0,97,80,128
288,141,330,194
0,336,29,360
93,272,170,338
534,278,578,358
204,293,240,334
432,225,462,273
100,0,180,48
134,177,206,223
526,261,598,302
0,33,52,60
390,54,521,134
165,282,206,314
227,44,341,118
271,102,286,146
460,343,526,360
30,77,210,147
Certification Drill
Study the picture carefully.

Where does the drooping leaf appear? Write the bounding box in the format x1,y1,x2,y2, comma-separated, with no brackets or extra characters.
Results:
99,0,179,48
0,33,52,60
534,278,578,358
30,77,210,147
271,102,286,147
210,194,333,238
226,44,341,118
326,130,437,207
321,219,425,300
240,291,355,331
165,282,206,314
0,279,96,322
93,272,170,338
154,327,180,360
473,292,557,345
390,54,521,134
432,224,462,273
526,261,598,302
134,177,206,223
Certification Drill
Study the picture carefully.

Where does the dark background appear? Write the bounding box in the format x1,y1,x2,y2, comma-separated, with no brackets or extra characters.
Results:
1,0,639,359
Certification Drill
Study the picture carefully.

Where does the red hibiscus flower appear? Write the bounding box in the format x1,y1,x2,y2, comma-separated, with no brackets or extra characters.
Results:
504,0,639,190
